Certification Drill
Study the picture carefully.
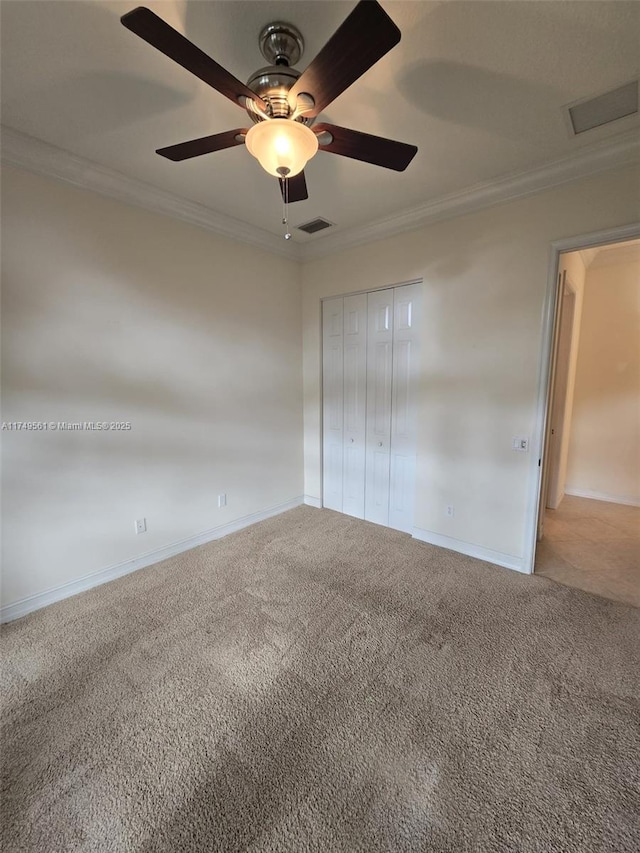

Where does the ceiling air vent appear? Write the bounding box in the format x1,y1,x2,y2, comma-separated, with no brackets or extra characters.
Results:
568,81,638,134
297,217,334,235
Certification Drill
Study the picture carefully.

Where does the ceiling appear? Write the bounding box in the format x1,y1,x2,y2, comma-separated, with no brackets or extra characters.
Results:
2,1,639,247
579,238,640,271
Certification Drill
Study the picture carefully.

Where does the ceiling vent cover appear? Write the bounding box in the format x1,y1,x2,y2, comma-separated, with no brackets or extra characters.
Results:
297,217,334,235
568,81,638,134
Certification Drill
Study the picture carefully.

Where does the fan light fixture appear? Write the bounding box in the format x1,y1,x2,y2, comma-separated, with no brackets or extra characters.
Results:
121,1,418,241
245,119,318,178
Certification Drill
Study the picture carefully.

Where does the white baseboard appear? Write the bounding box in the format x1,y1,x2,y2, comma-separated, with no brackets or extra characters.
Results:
303,495,322,508
564,488,640,508
1,496,304,624
412,527,528,574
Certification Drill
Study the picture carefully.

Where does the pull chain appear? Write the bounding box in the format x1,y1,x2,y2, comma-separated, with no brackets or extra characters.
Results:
282,176,291,240
277,166,292,241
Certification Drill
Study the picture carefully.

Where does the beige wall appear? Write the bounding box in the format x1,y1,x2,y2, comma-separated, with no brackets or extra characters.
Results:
566,253,640,504
302,164,640,566
2,161,639,609
1,165,303,607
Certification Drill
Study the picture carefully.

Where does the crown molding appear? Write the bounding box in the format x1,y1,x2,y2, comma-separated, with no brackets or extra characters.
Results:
3,126,639,264
1,127,301,260
299,129,640,260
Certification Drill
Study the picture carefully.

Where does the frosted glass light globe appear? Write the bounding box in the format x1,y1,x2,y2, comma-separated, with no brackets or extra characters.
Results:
245,119,319,177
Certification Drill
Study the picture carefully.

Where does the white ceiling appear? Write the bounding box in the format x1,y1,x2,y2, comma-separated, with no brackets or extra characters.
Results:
2,1,639,245
579,238,640,271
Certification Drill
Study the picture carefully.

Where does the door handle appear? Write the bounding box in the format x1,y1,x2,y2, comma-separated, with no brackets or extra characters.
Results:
378,442,383,447
349,438,355,443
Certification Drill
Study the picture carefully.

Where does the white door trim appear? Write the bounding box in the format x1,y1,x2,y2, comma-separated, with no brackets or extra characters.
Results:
545,284,577,510
523,222,640,574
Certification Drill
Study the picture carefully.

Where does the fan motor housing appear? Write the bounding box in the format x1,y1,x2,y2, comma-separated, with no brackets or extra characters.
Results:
245,22,314,125
246,65,300,121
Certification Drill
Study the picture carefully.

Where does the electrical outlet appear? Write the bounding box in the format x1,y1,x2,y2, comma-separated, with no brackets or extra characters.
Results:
135,518,147,534
512,436,529,452
218,493,227,508
446,505,455,518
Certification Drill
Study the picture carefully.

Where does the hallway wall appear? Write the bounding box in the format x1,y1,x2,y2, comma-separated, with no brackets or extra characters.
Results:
566,249,640,505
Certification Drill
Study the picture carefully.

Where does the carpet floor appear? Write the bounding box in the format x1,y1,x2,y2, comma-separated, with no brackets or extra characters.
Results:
2,506,639,852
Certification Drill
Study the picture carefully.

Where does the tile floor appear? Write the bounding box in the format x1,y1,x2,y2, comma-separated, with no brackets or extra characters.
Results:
535,495,640,607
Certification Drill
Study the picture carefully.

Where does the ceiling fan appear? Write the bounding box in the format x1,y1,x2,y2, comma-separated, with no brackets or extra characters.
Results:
121,1,417,207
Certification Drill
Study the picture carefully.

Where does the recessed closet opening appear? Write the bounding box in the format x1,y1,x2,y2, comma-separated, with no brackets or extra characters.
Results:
321,281,421,533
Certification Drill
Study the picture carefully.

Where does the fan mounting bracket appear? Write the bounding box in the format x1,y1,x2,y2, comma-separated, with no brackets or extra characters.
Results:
259,22,304,67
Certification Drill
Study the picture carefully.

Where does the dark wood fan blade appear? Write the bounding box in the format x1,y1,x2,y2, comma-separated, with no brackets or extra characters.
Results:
278,171,309,203
314,123,417,171
157,129,248,161
288,1,400,117
121,7,266,112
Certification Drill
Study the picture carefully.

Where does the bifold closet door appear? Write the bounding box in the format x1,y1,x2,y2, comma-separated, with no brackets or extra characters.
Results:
322,297,344,511
342,294,367,518
365,289,394,526
323,284,419,528
389,283,420,533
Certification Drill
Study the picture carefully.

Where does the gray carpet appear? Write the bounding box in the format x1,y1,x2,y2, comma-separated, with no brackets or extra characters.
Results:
2,506,639,853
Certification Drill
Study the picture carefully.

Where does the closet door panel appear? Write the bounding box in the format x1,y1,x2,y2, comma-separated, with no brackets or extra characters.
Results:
389,283,421,532
322,298,344,511
365,289,393,526
342,294,367,518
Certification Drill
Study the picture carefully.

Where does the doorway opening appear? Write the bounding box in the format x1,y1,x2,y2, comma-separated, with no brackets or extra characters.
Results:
534,235,640,606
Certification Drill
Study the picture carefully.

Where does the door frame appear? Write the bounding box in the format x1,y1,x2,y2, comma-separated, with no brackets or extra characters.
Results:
544,280,577,512
523,222,640,574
